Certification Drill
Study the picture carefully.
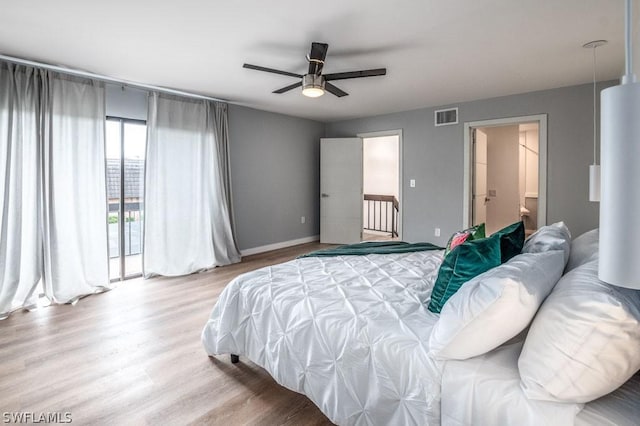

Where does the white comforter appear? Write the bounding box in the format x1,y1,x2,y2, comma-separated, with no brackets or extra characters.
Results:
202,251,444,425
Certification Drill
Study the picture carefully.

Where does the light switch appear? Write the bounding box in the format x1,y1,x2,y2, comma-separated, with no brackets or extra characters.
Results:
410,179,416,188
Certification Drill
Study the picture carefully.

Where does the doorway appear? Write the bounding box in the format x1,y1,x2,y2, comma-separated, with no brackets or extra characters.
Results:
463,115,547,236
319,130,403,245
105,117,147,281
362,134,401,241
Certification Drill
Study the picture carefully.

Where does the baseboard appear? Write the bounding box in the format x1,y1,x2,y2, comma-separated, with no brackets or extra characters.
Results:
241,235,320,257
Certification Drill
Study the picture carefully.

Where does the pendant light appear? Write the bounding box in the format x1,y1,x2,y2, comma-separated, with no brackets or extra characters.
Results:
599,0,640,289
583,40,607,202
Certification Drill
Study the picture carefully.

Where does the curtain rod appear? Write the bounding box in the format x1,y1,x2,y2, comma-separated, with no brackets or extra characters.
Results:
0,53,228,103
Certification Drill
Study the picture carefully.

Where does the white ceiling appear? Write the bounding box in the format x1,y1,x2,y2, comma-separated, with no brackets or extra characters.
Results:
0,0,635,122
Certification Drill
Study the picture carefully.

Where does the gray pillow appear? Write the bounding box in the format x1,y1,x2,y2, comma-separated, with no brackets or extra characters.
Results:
565,228,599,273
522,222,571,265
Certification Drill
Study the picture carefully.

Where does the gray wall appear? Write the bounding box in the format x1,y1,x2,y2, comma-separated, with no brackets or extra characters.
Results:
106,80,611,251
326,81,614,245
228,104,325,251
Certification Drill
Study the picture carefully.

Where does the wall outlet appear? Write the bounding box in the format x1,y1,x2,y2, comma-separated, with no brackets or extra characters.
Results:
434,227,441,237
301,216,306,224
488,189,497,197
410,179,416,188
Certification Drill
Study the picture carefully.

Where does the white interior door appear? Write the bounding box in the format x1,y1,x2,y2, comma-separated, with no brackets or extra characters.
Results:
473,129,488,226
320,138,363,244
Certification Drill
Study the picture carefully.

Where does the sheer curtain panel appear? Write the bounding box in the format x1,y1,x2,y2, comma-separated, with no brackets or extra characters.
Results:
144,93,240,277
0,64,110,318
0,64,42,319
41,74,110,302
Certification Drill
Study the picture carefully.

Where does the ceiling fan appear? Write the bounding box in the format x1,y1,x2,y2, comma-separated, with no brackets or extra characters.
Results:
243,42,387,98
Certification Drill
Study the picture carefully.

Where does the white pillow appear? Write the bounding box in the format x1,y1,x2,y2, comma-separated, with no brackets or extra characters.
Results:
522,222,571,265
565,228,599,272
519,260,640,403
429,250,565,360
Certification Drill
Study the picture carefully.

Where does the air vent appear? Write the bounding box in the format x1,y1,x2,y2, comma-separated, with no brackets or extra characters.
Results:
434,107,459,126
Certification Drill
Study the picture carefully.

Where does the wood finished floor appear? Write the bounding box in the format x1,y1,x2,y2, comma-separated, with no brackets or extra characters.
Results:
0,242,335,426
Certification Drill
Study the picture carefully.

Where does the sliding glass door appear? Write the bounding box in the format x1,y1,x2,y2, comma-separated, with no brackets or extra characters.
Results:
106,117,146,280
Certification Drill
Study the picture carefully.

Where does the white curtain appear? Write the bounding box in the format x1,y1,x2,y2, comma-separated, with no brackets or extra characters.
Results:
0,64,42,318
144,93,240,277
41,73,110,302
0,64,110,318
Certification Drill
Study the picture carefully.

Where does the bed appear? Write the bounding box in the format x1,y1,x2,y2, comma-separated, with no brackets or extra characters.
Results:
202,226,640,425
202,250,446,424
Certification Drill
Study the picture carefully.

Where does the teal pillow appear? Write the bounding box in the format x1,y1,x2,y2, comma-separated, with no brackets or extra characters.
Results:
428,234,502,313
493,221,525,263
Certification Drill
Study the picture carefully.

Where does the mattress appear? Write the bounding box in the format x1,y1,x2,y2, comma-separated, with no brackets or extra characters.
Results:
441,339,640,426
202,251,445,425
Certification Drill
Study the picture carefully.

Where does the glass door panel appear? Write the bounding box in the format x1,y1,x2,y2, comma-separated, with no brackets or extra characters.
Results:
106,117,146,280
123,122,146,277
106,120,122,281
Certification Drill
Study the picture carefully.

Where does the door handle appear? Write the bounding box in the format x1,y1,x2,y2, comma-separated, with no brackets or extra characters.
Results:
485,197,490,203
321,193,330,198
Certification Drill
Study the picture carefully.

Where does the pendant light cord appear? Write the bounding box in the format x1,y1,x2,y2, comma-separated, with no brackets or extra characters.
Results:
583,40,607,166
593,46,597,165
624,0,634,82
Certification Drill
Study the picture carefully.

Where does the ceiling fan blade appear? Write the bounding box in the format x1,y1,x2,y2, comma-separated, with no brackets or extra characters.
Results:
243,63,302,78
324,68,387,81
308,42,329,75
325,82,348,97
273,81,302,94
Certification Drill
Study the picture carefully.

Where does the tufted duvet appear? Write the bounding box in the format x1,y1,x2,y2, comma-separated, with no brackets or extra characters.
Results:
202,251,445,425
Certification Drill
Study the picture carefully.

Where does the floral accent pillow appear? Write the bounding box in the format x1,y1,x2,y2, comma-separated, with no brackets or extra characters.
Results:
444,223,486,256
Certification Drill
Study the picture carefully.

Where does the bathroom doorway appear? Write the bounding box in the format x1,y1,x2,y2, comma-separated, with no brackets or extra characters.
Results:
463,115,547,236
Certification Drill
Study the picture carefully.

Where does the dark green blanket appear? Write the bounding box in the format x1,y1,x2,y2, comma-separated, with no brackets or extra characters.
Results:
299,241,443,258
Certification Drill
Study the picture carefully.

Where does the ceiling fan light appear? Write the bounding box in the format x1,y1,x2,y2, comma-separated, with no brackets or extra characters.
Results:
302,87,325,97
302,74,325,98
